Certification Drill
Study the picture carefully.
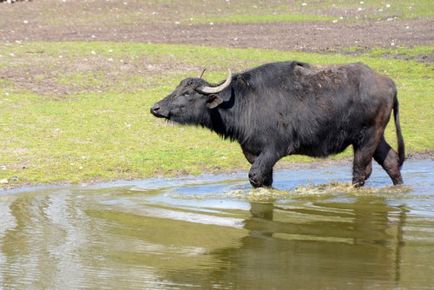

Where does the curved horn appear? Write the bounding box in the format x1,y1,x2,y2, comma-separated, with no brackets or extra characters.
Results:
197,69,232,94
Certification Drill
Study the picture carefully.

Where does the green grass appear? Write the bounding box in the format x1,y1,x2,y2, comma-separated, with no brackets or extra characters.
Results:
295,0,434,19
0,42,433,187
188,0,433,24
369,0,434,18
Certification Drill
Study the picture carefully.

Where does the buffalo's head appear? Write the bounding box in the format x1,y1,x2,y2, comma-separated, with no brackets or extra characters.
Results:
150,70,232,124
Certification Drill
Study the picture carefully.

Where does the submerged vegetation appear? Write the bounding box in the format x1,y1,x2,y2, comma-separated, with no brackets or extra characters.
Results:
0,42,433,187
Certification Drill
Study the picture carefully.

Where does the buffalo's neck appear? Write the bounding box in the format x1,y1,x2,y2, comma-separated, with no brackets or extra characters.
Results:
207,94,247,144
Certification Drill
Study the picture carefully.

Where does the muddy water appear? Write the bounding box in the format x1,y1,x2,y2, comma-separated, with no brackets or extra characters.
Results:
0,160,433,289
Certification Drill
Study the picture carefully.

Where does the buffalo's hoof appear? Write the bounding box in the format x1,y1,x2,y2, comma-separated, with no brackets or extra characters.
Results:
352,180,365,188
249,171,263,188
249,171,272,188
392,177,404,185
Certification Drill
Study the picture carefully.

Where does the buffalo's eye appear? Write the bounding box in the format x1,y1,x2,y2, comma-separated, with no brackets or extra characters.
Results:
175,93,187,98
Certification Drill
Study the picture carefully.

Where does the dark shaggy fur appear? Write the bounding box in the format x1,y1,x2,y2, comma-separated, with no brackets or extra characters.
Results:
151,61,405,187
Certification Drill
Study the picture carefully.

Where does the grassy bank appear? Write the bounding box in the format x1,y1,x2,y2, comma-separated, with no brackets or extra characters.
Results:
0,42,433,187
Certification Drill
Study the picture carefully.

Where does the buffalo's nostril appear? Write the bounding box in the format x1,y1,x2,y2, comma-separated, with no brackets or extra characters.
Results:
151,105,161,115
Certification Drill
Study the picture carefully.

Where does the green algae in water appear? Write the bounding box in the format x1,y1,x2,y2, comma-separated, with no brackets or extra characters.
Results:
225,182,413,202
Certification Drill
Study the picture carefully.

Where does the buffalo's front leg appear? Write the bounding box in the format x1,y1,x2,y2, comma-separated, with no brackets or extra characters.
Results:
248,151,280,188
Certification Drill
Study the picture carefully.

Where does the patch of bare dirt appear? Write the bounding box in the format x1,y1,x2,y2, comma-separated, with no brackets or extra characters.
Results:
406,151,434,160
381,51,434,63
3,20,433,53
0,0,432,55
114,20,433,53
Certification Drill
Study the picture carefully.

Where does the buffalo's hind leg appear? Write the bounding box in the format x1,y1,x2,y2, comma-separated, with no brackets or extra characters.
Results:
374,137,403,185
352,149,375,187
352,128,382,187
364,160,373,182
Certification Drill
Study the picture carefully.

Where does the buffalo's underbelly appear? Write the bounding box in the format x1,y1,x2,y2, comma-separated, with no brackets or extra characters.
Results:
294,139,352,157
290,124,358,157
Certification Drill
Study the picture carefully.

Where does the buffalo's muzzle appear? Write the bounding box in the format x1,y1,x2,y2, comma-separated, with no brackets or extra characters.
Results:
150,104,168,118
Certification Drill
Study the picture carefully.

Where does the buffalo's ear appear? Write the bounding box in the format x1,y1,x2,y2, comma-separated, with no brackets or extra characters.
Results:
206,94,224,109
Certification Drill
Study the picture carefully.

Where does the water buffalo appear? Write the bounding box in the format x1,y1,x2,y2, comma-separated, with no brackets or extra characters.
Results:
151,61,404,188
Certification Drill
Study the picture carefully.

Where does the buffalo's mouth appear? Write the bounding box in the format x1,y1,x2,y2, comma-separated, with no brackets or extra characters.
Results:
150,104,169,119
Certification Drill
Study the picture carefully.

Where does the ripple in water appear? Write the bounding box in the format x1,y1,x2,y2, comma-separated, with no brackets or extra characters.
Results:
0,159,433,289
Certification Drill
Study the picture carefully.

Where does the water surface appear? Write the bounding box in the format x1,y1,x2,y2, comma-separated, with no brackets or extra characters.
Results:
1,160,433,289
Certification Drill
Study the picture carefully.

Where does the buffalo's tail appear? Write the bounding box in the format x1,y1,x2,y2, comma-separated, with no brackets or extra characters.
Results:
393,91,405,168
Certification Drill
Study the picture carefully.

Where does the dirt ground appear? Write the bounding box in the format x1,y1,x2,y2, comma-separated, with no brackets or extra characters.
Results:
0,0,433,53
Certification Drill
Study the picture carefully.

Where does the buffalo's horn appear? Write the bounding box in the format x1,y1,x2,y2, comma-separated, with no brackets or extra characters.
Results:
199,68,207,78
197,69,232,94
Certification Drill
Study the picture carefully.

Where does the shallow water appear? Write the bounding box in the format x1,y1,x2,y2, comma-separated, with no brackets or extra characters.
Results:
1,160,433,289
